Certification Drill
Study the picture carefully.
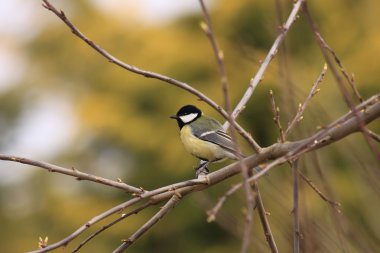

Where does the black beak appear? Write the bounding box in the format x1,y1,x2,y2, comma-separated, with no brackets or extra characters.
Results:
170,115,178,119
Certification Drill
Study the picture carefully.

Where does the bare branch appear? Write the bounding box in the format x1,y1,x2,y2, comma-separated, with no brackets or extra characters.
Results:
112,195,181,253
225,0,305,128
291,161,300,253
298,170,341,212
285,64,328,137
240,168,256,253
0,155,142,194
139,178,208,199
309,30,363,103
368,130,380,142
207,182,243,222
255,187,279,253
199,0,231,113
274,0,298,119
269,90,286,142
40,0,211,108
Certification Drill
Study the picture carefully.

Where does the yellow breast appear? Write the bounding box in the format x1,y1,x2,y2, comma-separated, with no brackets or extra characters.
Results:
180,125,224,161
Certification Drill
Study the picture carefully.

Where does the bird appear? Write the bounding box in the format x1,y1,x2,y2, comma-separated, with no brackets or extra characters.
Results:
170,105,242,176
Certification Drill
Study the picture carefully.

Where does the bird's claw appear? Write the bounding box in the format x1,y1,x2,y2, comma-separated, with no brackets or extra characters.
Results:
195,160,209,178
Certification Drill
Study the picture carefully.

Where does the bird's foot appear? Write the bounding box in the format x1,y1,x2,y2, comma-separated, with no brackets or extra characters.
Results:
195,160,209,178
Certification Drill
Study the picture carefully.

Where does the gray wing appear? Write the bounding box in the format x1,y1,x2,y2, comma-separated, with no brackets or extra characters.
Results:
198,129,237,154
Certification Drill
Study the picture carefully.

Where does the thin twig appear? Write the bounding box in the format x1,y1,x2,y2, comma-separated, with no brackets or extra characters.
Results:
298,170,341,212
198,0,231,113
285,63,328,137
269,90,286,142
240,166,256,253
207,182,243,222
255,187,279,253
368,130,380,142
275,0,298,120
72,202,151,253
0,155,142,194
313,34,363,103
224,0,305,129
137,177,208,199
112,195,181,253
291,161,300,253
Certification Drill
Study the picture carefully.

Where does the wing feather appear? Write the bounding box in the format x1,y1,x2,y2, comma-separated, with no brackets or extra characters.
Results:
198,130,237,155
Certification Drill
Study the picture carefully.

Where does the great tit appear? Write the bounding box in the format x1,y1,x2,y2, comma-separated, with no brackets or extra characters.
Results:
170,105,242,168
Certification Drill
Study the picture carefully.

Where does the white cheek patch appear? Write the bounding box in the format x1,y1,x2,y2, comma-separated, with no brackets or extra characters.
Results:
179,113,198,123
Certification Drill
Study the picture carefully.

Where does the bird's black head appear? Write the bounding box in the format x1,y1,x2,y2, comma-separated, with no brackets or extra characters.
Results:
170,105,202,129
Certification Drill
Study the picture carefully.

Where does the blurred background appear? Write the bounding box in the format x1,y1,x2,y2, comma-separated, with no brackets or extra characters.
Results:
0,0,379,252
